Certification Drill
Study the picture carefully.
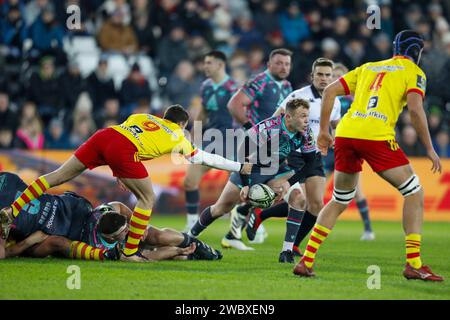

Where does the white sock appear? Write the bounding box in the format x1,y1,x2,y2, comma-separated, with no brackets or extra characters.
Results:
282,241,294,252
187,214,199,228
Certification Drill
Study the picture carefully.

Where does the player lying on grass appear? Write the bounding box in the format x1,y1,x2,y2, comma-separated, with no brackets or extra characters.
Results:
1,105,252,262
293,30,443,281
0,213,198,262
188,98,320,259
0,172,221,261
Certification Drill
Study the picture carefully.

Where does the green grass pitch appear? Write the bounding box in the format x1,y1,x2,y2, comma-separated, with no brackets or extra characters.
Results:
1,216,449,300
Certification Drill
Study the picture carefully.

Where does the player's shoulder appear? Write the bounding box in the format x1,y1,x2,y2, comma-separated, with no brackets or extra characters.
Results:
224,77,239,90
201,78,213,88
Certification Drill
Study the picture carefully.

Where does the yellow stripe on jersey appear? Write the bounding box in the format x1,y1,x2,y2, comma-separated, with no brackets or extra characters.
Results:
336,56,427,141
111,114,196,160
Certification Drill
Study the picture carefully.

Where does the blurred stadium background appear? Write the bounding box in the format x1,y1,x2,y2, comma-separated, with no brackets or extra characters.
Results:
0,0,449,219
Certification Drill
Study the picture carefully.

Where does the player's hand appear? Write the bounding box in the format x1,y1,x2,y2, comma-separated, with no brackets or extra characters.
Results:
179,242,196,255
25,231,48,246
240,186,250,202
240,163,253,175
317,131,333,156
426,148,442,174
272,181,290,202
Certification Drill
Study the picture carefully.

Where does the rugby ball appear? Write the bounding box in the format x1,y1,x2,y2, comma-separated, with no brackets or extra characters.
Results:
248,184,276,209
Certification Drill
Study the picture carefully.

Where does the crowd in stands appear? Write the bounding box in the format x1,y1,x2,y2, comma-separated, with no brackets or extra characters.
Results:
0,0,449,157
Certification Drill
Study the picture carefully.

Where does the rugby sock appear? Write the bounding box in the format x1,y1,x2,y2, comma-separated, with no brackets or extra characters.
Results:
236,203,252,217
70,241,106,261
190,207,217,237
282,208,305,252
356,199,372,232
260,202,289,221
11,176,50,217
301,224,332,268
178,232,193,248
294,210,317,247
406,233,422,269
123,207,152,256
186,190,200,222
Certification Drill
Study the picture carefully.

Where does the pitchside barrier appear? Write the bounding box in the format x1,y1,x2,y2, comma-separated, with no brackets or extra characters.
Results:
0,150,448,221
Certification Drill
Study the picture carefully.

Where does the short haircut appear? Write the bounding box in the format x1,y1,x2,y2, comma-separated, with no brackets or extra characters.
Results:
98,212,126,235
286,98,310,113
269,48,293,60
205,50,227,63
333,62,348,73
163,104,190,124
312,57,334,73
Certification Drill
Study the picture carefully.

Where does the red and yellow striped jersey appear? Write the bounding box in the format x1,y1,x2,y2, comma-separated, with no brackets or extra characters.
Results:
112,114,196,160
336,55,426,141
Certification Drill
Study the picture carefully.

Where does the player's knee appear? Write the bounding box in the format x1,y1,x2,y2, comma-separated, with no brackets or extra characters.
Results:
332,187,356,206
307,198,324,213
183,178,198,191
211,202,233,217
397,174,422,198
288,189,306,210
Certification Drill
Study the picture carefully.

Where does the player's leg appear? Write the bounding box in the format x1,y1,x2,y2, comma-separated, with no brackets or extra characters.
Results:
0,156,86,239
119,177,156,259
292,176,326,251
144,226,222,260
355,178,375,240
377,164,442,280
279,185,306,263
295,171,359,276
183,164,210,231
28,236,117,261
189,181,240,238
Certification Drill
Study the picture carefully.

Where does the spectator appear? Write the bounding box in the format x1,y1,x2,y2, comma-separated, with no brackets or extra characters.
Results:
29,4,66,64
86,56,117,111
0,91,19,133
24,0,50,26
120,62,152,109
69,115,96,148
166,60,201,108
0,4,28,63
291,37,317,88
254,0,280,38
434,130,450,158
45,118,70,150
14,102,45,150
248,45,265,76
380,5,394,40
131,0,157,57
97,9,139,55
132,99,151,114
28,56,63,123
399,125,427,157
342,38,366,69
187,34,211,61
94,98,122,128
211,7,237,55
279,1,310,48
0,128,14,149
331,15,350,49
180,0,210,35
158,24,189,77
234,13,264,51
321,37,341,62
364,33,391,63
60,60,87,111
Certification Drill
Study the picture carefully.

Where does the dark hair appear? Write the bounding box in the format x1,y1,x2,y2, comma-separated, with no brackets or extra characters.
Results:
205,50,227,63
98,212,126,235
269,48,293,60
286,98,310,112
163,104,190,124
312,57,334,73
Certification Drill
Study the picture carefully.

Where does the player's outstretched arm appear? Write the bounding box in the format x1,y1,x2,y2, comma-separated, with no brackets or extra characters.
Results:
318,80,346,155
407,92,442,173
187,148,252,174
227,90,253,129
4,231,49,258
